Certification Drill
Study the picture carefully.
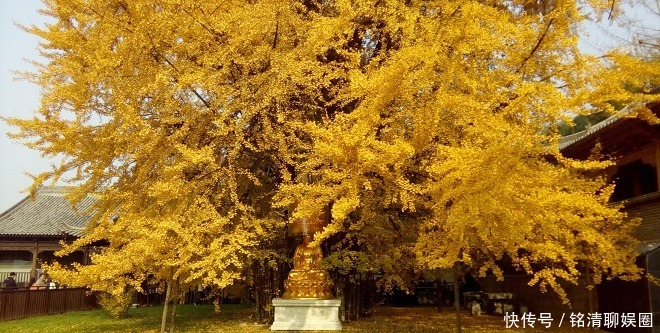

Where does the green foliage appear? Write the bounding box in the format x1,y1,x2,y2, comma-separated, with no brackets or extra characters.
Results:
558,111,611,136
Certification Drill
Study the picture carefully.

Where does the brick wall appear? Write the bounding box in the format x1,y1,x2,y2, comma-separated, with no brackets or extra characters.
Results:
624,193,660,242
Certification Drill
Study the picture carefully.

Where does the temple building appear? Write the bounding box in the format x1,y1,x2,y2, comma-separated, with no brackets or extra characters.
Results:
559,98,660,332
476,97,659,332
0,186,96,287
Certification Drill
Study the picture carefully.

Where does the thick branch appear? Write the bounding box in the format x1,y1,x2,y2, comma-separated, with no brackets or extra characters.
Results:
147,35,212,109
273,20,279,49
608,0,616,20
516,17,555,73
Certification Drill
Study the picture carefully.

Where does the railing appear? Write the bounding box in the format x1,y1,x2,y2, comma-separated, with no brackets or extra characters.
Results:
0,287,97,321
0,270,32,284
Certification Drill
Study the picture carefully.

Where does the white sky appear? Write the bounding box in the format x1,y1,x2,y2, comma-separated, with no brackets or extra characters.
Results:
0,0,52,212
0,1,658,212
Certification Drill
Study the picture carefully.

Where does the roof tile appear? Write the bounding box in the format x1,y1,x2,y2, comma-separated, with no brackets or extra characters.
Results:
0,186,95,238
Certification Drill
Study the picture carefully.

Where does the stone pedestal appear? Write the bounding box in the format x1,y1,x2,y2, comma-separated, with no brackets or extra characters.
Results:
270,298,342,331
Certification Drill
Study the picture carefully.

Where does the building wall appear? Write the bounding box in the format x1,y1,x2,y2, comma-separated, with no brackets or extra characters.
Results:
599,138,660,241
604,142,658,178
647,249,660,333
625,194,660,242
479,275,596,315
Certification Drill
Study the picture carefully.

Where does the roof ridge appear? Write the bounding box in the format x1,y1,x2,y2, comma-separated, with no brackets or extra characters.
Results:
558,103,638,150
559,87,659,151
36,186,75,196
0,185,95,238
0,195,31,220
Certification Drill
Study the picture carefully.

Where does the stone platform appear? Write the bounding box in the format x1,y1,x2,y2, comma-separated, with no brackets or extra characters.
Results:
270,298,342,331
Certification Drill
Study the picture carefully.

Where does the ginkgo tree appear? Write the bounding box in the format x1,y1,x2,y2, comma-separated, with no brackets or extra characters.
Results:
6,0,659,327
274,0,658,300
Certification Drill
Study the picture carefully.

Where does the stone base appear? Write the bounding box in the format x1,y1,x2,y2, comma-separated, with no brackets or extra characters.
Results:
270,298,342,331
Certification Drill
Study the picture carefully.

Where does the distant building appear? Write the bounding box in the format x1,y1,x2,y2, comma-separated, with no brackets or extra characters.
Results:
478,98,659,332
0,186,97,287
560,98,660,332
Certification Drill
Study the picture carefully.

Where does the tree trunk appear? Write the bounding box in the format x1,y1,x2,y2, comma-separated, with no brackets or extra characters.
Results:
169,279,178,333
218,287,225,312
338,274,375,322
356,278,362,320
169,303,177,333
160,278,172,333
253,259,276,323
363,273,374,317
278,261,285,297
253,263,261,322
351,280,357,321
342,277,351,321
436,275,443,312
453,264,462,333
266,260,273,322
585,265,594,324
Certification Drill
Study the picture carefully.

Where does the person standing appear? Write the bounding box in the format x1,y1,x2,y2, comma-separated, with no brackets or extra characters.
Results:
3,272,18,290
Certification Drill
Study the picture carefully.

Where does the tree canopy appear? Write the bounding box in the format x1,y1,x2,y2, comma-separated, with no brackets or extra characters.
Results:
7,0,660,309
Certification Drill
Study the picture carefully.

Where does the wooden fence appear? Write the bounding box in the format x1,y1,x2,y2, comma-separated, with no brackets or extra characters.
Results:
0,288,97,321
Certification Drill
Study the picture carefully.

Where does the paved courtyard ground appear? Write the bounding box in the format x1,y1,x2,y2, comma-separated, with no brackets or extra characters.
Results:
0,304,606,332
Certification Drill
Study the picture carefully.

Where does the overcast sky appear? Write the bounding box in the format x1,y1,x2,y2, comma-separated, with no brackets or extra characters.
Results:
0,1,658,212
1,0,52,212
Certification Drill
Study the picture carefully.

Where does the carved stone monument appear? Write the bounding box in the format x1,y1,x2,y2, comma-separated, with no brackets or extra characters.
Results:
270,205,342,331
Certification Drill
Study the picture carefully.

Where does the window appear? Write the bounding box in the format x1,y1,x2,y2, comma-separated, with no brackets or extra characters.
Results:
611,160,658,202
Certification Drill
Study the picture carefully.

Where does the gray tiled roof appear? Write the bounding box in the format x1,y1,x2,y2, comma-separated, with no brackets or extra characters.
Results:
0,186,96,238
557,104,637,151
558,87,659,151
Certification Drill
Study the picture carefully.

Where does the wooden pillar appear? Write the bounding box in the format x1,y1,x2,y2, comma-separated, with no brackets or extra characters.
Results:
655,142,660,191
31,241,39,280
83,247,89,266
